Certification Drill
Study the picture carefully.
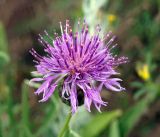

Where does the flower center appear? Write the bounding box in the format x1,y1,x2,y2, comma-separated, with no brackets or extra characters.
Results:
70,69,75,75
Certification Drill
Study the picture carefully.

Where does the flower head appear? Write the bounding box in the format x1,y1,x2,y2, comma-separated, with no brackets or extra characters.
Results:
30,20,128,114
107,14,117,24
136,63,150,81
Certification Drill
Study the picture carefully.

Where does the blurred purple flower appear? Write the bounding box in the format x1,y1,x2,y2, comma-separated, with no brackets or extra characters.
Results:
30,20,128,114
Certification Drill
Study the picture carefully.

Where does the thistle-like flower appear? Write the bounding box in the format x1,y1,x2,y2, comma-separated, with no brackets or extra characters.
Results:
30,20,128,114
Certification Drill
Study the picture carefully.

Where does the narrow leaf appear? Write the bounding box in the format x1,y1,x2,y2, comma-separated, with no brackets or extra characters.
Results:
81,110,122,137
108,119,120,137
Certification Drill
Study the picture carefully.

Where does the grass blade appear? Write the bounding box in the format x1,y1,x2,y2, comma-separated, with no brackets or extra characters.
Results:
80,110,122,137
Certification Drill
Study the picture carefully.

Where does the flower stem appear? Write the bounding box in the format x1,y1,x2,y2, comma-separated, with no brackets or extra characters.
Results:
58,112,72,137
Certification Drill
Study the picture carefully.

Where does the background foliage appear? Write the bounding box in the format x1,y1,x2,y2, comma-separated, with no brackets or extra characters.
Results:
0,0,160,137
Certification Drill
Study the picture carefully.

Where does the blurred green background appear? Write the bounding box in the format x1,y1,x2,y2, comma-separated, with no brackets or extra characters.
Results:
0,0,160,137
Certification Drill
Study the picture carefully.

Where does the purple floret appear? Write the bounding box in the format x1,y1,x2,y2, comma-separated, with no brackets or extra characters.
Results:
30,20,128,114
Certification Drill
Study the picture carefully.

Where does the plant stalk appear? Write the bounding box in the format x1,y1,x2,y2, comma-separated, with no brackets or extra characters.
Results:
58,112,72,137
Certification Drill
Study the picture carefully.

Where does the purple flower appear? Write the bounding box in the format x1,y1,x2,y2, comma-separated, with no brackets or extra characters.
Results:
30,20,128,114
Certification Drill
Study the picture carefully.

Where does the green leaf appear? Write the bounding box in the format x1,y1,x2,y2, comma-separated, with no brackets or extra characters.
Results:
7,78,16,137
21,81,30,128
0,22,10,70
35,95,58,136
70,129,82,137
0,22,8,52
0,119,3,137
108,120,120,137
80,110,122,137
0,52,10,70
134,88,146,100
20,80,34,137
119,98,149,137
24,126,34,137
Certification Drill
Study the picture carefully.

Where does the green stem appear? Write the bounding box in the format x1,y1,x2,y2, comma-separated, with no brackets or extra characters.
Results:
58,112,72,137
